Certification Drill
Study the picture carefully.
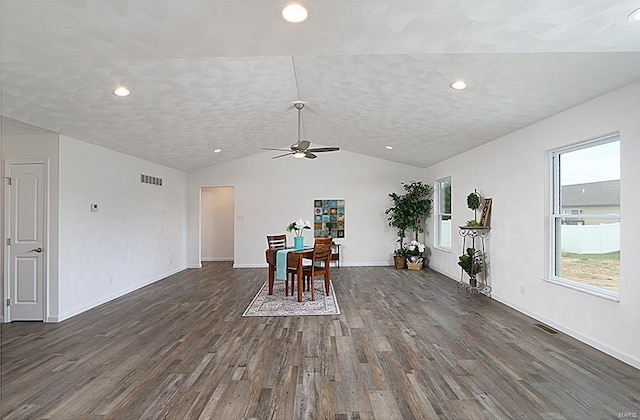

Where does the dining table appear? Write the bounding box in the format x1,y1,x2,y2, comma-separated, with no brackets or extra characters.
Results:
265,247,313,302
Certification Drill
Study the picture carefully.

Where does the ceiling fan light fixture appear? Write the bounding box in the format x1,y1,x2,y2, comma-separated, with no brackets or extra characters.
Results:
282,3,308,23
113,86,131,97
628,7,640,22
293,151,306,158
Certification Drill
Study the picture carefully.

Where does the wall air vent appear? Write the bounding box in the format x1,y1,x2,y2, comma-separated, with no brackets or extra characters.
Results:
140,174,163,186
534,323,559,335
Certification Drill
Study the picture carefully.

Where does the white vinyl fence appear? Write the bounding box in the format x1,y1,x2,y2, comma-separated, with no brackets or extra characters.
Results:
561,222,620,254
440,219,452,248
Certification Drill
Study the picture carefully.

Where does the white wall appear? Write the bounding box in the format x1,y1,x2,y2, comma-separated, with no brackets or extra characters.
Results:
201,186,234,261
57,136,188,321
423,80,640,368
2,133,60,322
187,149,419,268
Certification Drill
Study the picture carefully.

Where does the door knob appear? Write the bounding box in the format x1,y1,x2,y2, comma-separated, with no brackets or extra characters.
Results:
30,247,43,253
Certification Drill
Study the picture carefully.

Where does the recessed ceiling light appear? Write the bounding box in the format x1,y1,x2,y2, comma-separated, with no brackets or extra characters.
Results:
213,148,222,153
282,3,308,23
450,80,467,90
385,145,394,150
628,7,640,22
113,86,130,97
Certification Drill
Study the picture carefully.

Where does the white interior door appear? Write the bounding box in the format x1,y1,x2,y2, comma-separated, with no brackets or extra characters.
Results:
5,160,47,321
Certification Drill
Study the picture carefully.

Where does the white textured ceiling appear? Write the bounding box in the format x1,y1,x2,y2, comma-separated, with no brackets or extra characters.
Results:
2,1,640,172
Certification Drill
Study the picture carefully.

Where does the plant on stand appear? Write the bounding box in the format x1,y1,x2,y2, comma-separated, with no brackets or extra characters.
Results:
458,247,483,287
287,218,311,249
466,190,481,226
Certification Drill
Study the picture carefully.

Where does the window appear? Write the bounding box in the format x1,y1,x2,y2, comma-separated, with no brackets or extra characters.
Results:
550,133,620,297
435,177,452,249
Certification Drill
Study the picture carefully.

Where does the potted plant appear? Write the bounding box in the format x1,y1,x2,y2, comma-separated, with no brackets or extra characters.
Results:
404,240,425,270
403,181,434,242
386,181,433,268
457,247,483,287
466,190,481,225
386,191,411,268
392,248,407,269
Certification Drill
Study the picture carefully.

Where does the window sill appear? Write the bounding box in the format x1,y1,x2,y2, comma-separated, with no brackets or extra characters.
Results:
433,245,452,253
543,277,620,302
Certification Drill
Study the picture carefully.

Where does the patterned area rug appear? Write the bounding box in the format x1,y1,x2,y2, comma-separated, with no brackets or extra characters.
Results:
242,280,340,317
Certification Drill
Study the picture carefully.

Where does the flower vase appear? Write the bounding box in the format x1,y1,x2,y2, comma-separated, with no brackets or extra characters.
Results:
294,236,304,250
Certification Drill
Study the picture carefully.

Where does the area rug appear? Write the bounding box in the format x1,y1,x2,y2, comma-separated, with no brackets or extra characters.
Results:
242,280,340,317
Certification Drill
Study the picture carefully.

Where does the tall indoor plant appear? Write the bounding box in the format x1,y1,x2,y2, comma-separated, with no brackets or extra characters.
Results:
386,191,411,268
386,181,433,268
403,181,434,242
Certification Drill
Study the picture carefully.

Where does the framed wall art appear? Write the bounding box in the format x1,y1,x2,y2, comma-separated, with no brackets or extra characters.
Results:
313,199,345,238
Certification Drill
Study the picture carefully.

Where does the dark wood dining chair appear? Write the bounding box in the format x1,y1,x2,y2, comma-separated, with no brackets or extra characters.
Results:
266,234,295,296
266,234,287,251
302,238,333,301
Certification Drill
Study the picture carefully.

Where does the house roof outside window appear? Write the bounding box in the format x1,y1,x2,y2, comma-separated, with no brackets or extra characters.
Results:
562,180,620,207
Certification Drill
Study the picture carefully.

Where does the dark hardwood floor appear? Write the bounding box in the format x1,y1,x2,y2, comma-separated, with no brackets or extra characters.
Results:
1,262,638,419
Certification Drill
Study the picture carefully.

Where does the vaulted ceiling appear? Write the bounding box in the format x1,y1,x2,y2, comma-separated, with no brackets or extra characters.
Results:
2,1,640,172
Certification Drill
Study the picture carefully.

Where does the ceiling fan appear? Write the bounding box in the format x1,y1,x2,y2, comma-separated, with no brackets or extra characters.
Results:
262,101,340,160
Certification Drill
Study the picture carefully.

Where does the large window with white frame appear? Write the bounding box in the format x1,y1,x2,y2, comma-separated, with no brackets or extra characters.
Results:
550,133,620,297
435,177,452,249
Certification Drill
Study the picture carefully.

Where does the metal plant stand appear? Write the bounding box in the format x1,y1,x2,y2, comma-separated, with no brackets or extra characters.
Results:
457,226,491,297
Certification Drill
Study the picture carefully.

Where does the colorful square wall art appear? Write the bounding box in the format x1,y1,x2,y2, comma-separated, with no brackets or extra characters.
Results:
314,199,345,238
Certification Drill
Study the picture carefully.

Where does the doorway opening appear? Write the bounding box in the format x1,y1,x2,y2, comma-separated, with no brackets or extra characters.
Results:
200,187,235,263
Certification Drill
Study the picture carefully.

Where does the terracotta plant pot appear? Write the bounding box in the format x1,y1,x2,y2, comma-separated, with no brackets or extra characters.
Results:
393,255,406,269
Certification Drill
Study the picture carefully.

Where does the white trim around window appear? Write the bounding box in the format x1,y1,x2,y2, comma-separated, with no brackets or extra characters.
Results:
548,132,620,300
434,177,452,250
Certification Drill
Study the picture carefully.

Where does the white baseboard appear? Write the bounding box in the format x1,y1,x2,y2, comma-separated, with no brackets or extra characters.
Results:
343,262,392,267
201,257,234,262
186,263,202,269
492,294,640,370
427,265,459,281
233,263,267,268
56,265,188,322
424,266,640,369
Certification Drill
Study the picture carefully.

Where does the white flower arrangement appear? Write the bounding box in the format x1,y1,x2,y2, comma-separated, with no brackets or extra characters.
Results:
404,240,425,259
287,218,311,237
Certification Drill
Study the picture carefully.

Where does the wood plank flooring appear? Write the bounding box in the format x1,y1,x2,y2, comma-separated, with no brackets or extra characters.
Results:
1,262,638,419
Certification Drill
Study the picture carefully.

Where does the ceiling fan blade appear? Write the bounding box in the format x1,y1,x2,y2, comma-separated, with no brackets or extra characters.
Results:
262,147,293,152
296,140,311,151
272,152,294,159
306,147,340,153
305,152,318,159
